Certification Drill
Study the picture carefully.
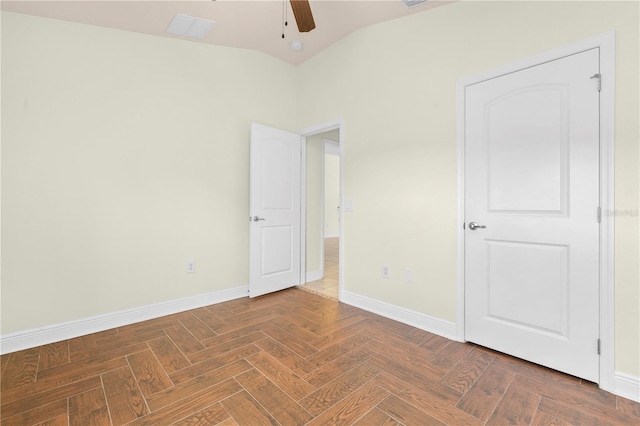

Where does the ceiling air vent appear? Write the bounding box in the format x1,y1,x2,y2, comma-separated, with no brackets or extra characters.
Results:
401,0,430,8
166,14,215,39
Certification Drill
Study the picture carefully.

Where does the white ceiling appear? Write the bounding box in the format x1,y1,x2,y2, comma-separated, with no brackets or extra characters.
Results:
1,0,453,65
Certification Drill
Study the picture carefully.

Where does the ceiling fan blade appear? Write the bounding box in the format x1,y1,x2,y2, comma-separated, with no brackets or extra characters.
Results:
289,0,316,33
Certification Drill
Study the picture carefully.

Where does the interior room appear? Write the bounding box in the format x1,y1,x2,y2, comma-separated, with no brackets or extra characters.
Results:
1,0,638,424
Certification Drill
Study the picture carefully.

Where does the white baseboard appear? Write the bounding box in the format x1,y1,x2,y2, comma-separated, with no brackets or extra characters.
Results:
340,290,458,341
0,285,249,355
615,371,640,402
325,233,339,238
306,269,323,282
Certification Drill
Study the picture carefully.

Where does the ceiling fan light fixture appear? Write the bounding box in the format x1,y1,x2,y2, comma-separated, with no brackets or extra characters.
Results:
290,40,304,51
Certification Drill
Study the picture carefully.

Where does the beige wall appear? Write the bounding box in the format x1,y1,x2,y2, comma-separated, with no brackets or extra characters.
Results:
1,12,297,333
296,1,639,376
2,1,639,379
324,153,340,237
305,134,323,273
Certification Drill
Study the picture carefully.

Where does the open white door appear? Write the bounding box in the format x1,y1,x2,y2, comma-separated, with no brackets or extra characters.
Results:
249,123,302,297
465,49,600,381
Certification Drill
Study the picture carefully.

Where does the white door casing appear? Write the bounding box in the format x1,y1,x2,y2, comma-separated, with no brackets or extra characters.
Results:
249,123,302,297
464,49,601,381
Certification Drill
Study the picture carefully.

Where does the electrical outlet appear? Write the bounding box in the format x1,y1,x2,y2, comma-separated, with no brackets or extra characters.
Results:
381,264,390,279
186,260,196,273
404,268,414,284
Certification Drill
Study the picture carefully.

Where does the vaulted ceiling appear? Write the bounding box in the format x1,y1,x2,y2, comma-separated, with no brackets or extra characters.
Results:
1,0,453,65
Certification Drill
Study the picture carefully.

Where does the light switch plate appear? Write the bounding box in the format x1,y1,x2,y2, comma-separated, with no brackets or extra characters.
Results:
344,199,354,212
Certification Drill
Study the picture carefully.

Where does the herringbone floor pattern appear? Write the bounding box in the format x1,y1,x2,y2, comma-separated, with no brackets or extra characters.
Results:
2,288,639,425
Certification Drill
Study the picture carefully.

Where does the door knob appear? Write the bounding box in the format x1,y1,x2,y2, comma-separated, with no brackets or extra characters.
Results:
252,216,266,222
468,222,486,230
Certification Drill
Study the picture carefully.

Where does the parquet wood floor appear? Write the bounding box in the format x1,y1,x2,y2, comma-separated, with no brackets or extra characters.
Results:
2,288,639,425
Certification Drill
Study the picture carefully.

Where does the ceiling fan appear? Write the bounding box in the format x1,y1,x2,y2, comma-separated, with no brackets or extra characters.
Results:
289,0,316,32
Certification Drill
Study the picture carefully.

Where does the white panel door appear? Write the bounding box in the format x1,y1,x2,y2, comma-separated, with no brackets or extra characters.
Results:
465,49,600,381
249,123,302,297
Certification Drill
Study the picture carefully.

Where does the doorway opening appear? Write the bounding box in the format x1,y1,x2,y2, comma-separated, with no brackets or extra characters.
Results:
298,122,343,300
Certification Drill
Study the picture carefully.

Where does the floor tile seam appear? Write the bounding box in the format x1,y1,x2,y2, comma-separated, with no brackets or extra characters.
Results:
236,365,316,422
453,356,498,409
364,336,441,372
300,357,376,402
370,381,426,423
244,350,318,396
0,348,41,391
35,341,71,374
146,358,254,408
262,324,322,357
375,391,432,425
512,373,619,412
213,314,285,337
134,340,174,391
165,400,231,426
94,380,112,426
301,349,365,385
152,330,194,379
30,348,43,386
222,301,288,319
438,344,492,390
67,340,153,366
254,350,320,380
528,392,545,426
80,329,167,352
482,367,517,424
124,353,152,417
197,330,268,355
168,320,207,354
145,375,244,418
300,371,385,418
131,383,240,426
307,318,370,346
0,373,102,411
270,316,324,339
539,391,640,425
0,393,70,422
178,312,218,341
3,361,127,408
218,385,276,426
349,405,379,426
0,397,70,424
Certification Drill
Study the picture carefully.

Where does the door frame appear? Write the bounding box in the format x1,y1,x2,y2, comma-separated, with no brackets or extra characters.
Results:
299,120,345,300
455,32,615,390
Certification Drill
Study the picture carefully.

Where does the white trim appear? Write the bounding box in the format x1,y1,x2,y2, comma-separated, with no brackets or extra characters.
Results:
298,119,344,301
615,372,640,403
341,291,458,341
597,32,616,393
322,138,341,266
0,285,248,355
456,32,616,388
320,140,326,278
306,269,323,283
300,134,307,287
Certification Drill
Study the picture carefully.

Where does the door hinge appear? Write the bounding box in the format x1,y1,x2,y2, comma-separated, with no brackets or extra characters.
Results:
597,206,602,223
597,338,601,355
590,73,601,92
